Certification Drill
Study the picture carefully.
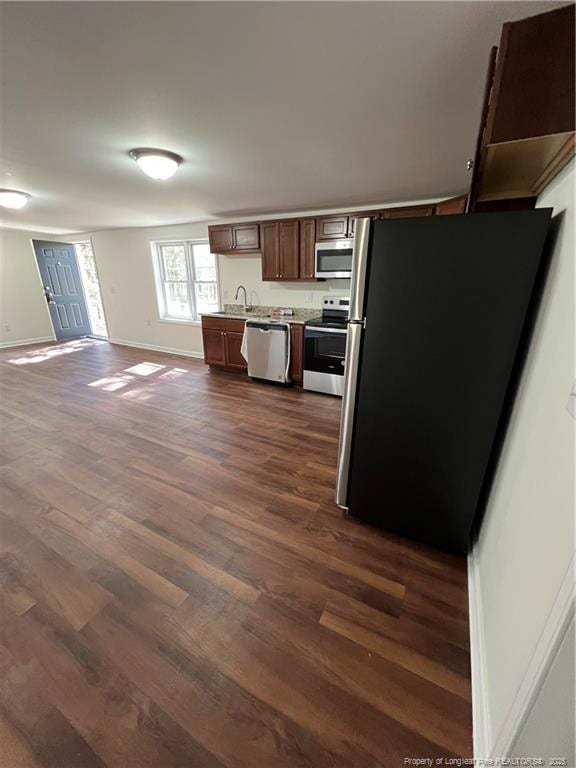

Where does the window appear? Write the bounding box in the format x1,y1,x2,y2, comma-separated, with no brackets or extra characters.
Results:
153,241,219,321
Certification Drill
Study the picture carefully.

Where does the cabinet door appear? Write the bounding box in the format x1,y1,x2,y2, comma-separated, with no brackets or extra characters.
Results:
233,224,260,251
278,220,299,280
260,222,280,280
468,46,498,213
299,218,316,280
316,215,349,241
348,211,379,237
224,332,247,372
486,5,575,145
208,226,234,254
435,195,468,215
202,329,226,366
382,205,434,219
289,325,303,383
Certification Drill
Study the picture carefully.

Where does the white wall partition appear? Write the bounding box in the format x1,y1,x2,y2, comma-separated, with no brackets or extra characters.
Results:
469,160,575,761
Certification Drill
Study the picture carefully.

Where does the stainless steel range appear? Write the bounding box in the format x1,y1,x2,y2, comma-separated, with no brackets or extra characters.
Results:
303,296,350,396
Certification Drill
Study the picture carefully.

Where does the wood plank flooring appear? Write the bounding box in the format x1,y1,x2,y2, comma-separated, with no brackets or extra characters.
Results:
0,339,472,767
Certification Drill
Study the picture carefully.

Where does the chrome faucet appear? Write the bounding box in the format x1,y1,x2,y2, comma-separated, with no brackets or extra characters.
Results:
234,285,249,310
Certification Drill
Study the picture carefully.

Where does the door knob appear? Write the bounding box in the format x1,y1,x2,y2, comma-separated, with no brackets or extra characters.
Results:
43,286,55,304
466,159,474,171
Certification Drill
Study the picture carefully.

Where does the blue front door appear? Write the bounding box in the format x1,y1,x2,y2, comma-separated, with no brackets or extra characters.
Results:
33,240,92,340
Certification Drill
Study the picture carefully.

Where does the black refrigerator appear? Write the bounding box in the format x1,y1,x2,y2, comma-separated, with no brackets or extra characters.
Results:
335,210,552,554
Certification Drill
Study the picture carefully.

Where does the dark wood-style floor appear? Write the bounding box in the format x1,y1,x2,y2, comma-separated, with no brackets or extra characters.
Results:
0,339,472,767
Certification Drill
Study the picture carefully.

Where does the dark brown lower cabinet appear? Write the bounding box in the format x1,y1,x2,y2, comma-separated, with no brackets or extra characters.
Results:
202,317,304,382
289,325,303,383
202,328,227,366
201,317,247,372
224,332,247,371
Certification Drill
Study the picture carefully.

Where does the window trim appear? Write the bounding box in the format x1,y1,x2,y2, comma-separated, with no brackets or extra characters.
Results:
151,238,220,323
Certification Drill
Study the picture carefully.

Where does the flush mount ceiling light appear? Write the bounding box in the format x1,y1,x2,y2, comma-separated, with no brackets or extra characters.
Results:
0,189,31,209
129,148,183,180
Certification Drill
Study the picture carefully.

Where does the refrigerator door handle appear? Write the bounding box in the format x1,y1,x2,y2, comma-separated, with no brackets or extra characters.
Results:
336,321,363,509
349,218,371,322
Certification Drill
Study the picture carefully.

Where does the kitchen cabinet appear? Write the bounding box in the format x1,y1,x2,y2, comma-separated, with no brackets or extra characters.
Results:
289,325,303,383
201,317,247,372
202,328,227,367
299,218,316,280
316,214,350,241
224,332,246,371
279,220,300,280
208,223,260,254
435,195,467,216
469,4,575,209
260,221,279,280
202,316,304,383
348,211,380,236
260,220,300,281
382,205,434,219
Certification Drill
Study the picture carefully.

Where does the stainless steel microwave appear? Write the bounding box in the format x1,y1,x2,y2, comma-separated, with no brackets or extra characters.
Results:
315,238,354,279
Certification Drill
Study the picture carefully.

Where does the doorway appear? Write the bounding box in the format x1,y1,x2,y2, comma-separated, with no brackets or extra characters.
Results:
32,239,108,341
73,240,108,338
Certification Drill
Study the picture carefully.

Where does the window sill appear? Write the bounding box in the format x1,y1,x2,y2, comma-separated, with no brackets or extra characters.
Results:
158,317,202,327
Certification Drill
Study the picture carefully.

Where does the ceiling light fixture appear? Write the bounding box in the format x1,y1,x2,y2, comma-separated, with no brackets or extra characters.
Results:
0,189,31,209
129,148,183,180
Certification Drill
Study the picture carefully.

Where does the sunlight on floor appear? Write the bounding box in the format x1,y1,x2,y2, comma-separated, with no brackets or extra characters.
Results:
8,338,105,365
87,361,188,397
124,362,166,376
88,374,134,392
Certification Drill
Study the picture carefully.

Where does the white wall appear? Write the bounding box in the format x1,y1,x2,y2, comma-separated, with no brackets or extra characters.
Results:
510,617,575,764
470,160,575,758
0,228,55,347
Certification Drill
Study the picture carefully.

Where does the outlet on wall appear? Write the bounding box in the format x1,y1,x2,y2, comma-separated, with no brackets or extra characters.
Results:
3,322,10,332
146,319,151,326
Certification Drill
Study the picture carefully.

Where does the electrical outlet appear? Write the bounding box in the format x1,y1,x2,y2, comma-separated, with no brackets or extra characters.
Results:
146,319,151,327
3,322,10,332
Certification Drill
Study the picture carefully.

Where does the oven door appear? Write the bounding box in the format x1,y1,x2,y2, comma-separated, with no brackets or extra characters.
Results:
303,326,347,395
315,241,353,279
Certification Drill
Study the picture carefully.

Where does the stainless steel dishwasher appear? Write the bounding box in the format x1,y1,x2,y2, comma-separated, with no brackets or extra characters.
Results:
244,320,291,384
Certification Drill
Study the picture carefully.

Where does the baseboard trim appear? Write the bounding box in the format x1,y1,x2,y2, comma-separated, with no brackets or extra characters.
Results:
0,336,54,350
468,549,575,759
492,555,575,756
468,550,492,758
109,338,204,360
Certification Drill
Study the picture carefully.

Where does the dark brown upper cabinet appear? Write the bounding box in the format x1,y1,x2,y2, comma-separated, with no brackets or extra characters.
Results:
208,223,260,254
435,195,468,216
382,205,434,219
260,221,280,280
260,219,300,281
348,211,380,236
316,214,350,241
299,218,317,280
278,220,300,280
469,4,575,209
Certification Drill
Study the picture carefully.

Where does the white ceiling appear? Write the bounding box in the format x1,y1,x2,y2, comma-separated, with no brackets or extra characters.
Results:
0,1,564,234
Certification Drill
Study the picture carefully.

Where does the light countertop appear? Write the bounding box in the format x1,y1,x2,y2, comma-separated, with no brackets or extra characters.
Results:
201,311,306,325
